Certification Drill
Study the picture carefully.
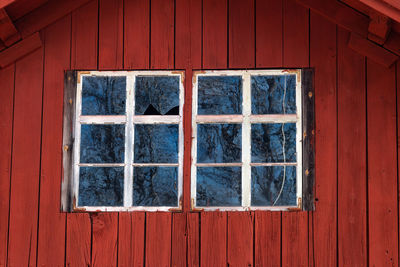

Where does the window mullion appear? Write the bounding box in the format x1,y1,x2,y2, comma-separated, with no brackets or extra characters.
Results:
124,74,135,207
242,73,251,208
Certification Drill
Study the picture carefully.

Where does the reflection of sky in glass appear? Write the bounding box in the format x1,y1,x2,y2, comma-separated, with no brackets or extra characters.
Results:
79,167,124,206
133,167,178,206
251,75,296,114
197,124,241,163
81,76,126,115
198,76,242,115
251,166,296,206
196,167,241,206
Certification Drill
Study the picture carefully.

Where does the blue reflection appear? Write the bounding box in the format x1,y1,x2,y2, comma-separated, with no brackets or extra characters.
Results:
79,167,124,206
251,166,297,206
134,124,178,163
135,76,180,115
133,167,178,206
251,123,296,163
81,76,126,115
198,76,242,115
251,75,296,114
197,124,241,163
80,124,125,163
196,167,241,206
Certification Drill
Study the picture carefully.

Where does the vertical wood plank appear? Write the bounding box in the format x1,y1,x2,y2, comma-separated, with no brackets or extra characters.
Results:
98,0,123,70
310,12,337,267
124,0,149,69
118,213,145,267
228,0,254,68
281,1,309,266
66,2,98,266
171,213,187,266
146,213,172,266
0,64,14,267
201,212,227,267
255,0,282,68
203,0,227,69
91,214,118,267
227,212,254,266
36,15,71,267
337,28,368,267
7,48,43,267
187,213,200,267
367,60,398,266
150,0,174,69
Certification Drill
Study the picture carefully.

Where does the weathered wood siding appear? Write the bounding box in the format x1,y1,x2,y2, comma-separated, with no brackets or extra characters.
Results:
0,0,398,266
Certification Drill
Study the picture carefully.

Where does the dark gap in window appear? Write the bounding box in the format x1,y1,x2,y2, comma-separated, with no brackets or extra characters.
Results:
143,104,161,115
165,106,179,115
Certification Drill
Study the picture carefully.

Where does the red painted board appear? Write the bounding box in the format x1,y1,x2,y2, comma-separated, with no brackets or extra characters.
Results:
254,211,281,267
145,213,172,266
228,0,254,68
66,214,91,267
171,213,187,266
0,64,14,267
310,12,337,267
255,0,283,68
123,0,149,69
227,212,253,266
337,28,367,267
150,0,174,69
282,1,309,266
175,0,202,70
201,212,227,267
398,61,400,267
91,214,118,267
203,0,227,69
367,60,398,266
187,213,199,267
118,212,145,267
36,15,71,267
98,0,123,70
7,48,43,267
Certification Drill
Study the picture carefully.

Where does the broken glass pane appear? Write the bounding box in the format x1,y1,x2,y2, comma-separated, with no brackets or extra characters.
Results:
251,123,296,163
134,124,178,163
198,76,242,115
80,124,125,163
251,166,296,206
197,124,242,163
196,167,241,206
135,76,180,115
81,76,126,115
79,167,124,206
133,167,178,206
251,75,296,114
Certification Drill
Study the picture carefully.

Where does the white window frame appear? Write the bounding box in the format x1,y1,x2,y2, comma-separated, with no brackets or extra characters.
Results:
71,70,184,212
191,69,303,211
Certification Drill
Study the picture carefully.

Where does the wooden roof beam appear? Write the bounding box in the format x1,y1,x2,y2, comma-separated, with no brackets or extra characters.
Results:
0,8,20,46
368,11,391,44
0,0,14,9
360,0,400,23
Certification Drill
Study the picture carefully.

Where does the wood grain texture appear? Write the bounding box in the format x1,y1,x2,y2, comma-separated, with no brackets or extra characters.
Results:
145,213,172,266
367,60,398,267
118,213,145,267
310,12,337,267
337,28,368,267
227,212,253,266
171,213,187,266
66,214,91,267
36,15,71,267
0,64,14,267
91,214,118,266
187,213,199,267
201,212,227,267
7,47,43,267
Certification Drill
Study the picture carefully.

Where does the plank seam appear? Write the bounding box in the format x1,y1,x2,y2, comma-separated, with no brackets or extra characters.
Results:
365,57,370,267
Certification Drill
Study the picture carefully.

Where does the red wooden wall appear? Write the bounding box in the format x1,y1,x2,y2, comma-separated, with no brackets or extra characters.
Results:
0,0,398,266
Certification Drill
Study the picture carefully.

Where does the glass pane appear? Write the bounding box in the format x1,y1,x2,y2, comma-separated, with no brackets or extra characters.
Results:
133,167,178,206
80,124,125,163
197,124,241,163
251,123,296,163
198,76,242,115
135,76,180,115
196,167,241,206
81,76,126,115
251,75,296,114
79,167,124,206
134,124,178,163
251,166,297,206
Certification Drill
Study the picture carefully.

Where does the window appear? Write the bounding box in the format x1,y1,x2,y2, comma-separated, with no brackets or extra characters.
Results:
61,69,314,212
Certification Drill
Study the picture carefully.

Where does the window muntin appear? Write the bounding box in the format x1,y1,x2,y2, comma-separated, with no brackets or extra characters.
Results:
72,71,184,212
191,70,303,211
